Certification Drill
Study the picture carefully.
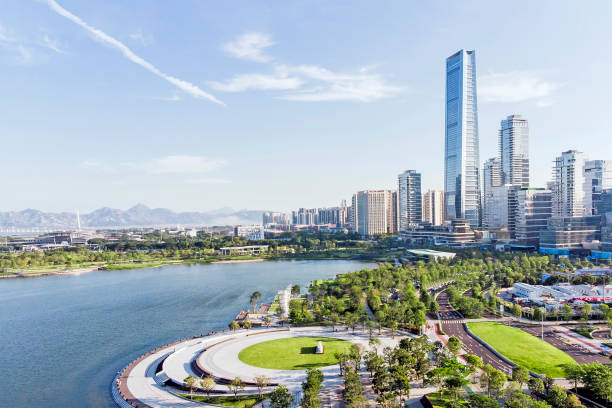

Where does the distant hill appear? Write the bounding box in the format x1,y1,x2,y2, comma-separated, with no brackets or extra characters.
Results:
0,204,263,229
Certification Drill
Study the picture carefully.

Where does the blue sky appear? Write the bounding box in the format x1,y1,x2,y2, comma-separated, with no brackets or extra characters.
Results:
1,1,611,213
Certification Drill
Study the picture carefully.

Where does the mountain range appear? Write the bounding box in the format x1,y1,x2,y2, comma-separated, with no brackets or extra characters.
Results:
0,204,263,230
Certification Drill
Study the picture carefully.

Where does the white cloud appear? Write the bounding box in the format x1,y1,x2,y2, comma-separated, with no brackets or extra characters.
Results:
223,32,274,63
208,72,303,92
129,31,152,47
153,94,181,102
43,0,224,105
185,177,230,185
479,71,563,104
128,155,227,174
0,25,33,64
41,34,64,53
279,64,402,102
82,155,227,175
214,32,402,102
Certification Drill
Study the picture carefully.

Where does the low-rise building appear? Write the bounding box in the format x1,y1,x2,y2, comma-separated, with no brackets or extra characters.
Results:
233,225,265,241
399,219,476,246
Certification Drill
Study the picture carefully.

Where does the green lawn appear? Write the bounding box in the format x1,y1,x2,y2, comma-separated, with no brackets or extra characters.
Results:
467,322,574,378
425,392,468,408
178,394,266,408
238,336,351,370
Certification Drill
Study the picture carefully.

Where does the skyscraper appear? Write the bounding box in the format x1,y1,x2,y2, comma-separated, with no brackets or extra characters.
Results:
509,187,552,246
422,190,445,226
482,157,502,229
499,114,529,187
584,160,612,214
398,170,422,230
444,49,481,227
551,150,589,217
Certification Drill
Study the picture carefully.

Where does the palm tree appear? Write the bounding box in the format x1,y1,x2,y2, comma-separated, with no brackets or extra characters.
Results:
264,316,272,328
243,318,252,330
183,376,198,399
250,291,261,313
229,320,239,332
200,377,216,397
254,375,270,397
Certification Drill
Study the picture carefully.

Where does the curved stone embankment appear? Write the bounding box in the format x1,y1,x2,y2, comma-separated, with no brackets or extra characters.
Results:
113,326,403,408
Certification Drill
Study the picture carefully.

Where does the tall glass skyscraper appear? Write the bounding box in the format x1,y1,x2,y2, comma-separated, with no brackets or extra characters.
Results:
499,114,529,187
444,49,481,227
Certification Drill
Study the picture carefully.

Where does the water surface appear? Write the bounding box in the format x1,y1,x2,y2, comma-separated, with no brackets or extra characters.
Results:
0,260,373,408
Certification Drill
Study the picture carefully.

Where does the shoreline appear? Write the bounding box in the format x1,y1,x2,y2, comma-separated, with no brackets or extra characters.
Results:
211,259,265,264
0,264,104,279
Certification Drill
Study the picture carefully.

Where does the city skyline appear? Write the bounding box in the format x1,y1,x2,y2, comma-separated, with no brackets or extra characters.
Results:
2,1,612,213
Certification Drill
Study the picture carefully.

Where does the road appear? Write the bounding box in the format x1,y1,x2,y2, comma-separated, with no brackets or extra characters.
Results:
436,290,513,375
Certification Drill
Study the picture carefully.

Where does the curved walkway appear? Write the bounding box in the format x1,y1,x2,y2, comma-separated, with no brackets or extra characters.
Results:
115,327,402,408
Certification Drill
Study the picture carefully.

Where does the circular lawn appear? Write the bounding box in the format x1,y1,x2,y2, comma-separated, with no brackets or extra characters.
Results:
238,336,351,370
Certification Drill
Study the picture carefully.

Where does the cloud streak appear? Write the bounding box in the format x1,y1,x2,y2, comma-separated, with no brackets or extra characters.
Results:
215,32,402,102
479,71,562,105
223,32,274,62
83,155,227,175
43,0,224,105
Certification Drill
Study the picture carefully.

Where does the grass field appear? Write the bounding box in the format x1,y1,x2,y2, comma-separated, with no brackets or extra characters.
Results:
467,322,574,378
238,336,351,370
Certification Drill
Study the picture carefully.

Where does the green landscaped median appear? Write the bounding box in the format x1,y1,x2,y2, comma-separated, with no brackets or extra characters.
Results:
238,336,351,370
467,322,574,378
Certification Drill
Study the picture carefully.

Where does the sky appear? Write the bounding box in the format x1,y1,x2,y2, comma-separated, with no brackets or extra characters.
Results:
1,1,611,213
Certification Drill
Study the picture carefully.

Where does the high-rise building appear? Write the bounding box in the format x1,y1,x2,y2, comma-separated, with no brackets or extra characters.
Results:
539,215,601,253
387,190,399,234
262,212,291,226
484,185,512,230
499,115,529,187
352,190,396,236
444,49,481,227
482,158,503,228
551,150,589,217
508,187,552,246
398,170,422,230
585,160,612,214
422,190,445,226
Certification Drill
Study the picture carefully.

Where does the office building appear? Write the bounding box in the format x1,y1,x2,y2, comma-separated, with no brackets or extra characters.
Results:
596,190,612,215
484,185,512,231
387,190,399,234
551,150,589,217
352,190,396,236
422,190,445,226
585,160,612,214
482,158,503,229
499,115,529,187
400,219,476,246
509,188,552,246
398,170,422,230
539,215,601,254
444,49,481,227
262,212,291,226
234,225,265,241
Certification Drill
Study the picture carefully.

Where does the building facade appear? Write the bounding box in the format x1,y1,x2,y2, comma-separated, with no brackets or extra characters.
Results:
444,49,481,227
482,158,503,229
352,190,397,236
585,160,612,215
551,150,589,217
499,114,529,187
539,215,601,253
422,189,445,226
398,170,422,230
509,187,552,246
234,225,265,241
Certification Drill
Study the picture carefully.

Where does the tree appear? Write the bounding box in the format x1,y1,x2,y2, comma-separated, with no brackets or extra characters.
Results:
250,291,261,312
183,375,198,399
467,393,500,408
512,366,530,389
581,363,612,403
546,385,568,408
465,355,483,383
481,364,506,397
563,364,584,394
533,307,544,322
270,385,294,408
566,393,582,408
200,377,215,397
291,285,300,296
447,336,462,355
390,365,411,403
581,303,592,323
443,375,467,402
512,303,522,319
229,320,239,332
228,377,244,398
243,318,252,330
528,377,544,396
264,316,272,328
563,304,573,321
254,375,270,397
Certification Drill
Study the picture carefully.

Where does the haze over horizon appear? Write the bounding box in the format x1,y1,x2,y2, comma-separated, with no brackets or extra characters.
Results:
2,1,611,213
